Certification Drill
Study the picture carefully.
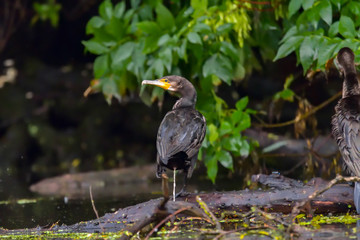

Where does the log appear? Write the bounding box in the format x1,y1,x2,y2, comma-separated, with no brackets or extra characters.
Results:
29,164,158,199
7,174,355,236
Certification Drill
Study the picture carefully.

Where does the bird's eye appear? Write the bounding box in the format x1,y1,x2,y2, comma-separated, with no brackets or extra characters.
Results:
165,79,168,82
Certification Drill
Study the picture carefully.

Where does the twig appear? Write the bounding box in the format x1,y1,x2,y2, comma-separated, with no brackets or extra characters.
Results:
255,91,341,128
166,216,214,237
144,206,192,240
291,175,360,218
252,206,290,227
196,196,222,230
89,185,104,233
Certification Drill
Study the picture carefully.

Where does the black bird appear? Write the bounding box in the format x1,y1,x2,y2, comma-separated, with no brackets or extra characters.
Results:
331,47,360,213
142,75,206,198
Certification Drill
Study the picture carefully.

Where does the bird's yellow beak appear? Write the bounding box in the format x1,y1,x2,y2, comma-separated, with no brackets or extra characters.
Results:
142,78,172,90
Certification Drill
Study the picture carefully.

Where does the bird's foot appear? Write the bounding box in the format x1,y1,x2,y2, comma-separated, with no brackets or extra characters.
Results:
175,190,190,198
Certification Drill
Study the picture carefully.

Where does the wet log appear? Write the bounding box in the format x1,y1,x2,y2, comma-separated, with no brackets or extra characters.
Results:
29,164,158,199
8,174,356,236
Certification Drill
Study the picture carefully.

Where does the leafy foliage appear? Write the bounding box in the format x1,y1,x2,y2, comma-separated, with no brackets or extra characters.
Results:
32,0,61,27
82,0,277,182
275,0,360,72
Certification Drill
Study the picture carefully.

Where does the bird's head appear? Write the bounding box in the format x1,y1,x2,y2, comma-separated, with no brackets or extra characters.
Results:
142,75,189,93
336,47,355,75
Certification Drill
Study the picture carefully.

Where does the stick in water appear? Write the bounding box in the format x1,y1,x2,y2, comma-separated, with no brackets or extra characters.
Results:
173,169,176,201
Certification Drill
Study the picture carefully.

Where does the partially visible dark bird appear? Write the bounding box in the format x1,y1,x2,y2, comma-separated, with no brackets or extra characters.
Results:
331,47,360,213
142,75,206,198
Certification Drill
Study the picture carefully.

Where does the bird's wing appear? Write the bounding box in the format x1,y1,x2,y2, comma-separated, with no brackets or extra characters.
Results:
333,97,360,176
341,114,360,175
157,110,206,164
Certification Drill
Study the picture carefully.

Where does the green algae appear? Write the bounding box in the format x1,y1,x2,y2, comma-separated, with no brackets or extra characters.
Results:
296,213,360,227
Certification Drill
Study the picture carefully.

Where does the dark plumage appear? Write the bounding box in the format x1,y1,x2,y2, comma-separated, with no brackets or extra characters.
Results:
331,47,360,213
142,75,206,197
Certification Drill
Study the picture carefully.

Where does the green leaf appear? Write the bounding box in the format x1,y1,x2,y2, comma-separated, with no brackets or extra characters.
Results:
275,89,295,101
153,59,164,77
102,77,118,104
111,42,135,68
114,2,125,18
349,1,360,15
193,23,212,34
235,96,249,111
143,35,160,54
280,26,298,44
99,0,113,21
216,23,233,35
317,40,338,68
239,139,250,157
302,0,314,10
288,0,302,17
158,34,171,46
232,111,251,132
328,21,339,37
208,124,219,144
274,36,304,61
137,21,161,35
86,16,105,34
105,17,123,39
82,40,108,54
155,3,175,30
219,121,232,136
187,32,202,45
319,0,332,25
94,54,109,78
203,54,232,84
222,137,239,152
220,42,239,61
159,48,172,72
217,150,233,170
283,74,294,89
339,16,356,38
204,155,217,184
299,37,316,71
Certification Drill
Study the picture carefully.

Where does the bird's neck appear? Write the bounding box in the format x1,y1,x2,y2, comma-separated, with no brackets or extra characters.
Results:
343,72,360,98
173,89,197,110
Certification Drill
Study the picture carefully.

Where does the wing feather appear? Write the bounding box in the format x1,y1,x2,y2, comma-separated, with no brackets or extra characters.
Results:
333,96,360,176
156,108,206,164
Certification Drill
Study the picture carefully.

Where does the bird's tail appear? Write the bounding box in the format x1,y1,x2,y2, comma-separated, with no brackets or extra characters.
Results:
354,182,360,213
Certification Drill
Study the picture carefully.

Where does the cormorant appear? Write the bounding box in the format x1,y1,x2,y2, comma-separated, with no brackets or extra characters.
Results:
142,75,206,199
331,47,360,213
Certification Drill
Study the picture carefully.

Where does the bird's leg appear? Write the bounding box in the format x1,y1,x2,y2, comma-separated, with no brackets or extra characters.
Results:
173,168,177,201
175,173,188,198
